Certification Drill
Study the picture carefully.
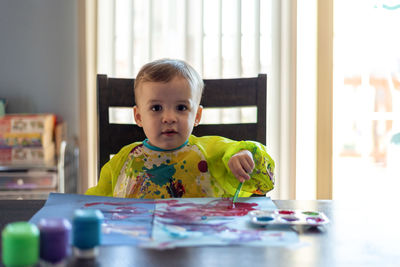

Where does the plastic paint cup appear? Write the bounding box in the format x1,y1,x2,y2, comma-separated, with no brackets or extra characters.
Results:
2,222,40,267
38,218,72,265
72,209,104,259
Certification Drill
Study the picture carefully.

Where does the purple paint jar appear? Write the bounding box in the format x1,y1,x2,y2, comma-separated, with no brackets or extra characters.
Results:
38,218,71,264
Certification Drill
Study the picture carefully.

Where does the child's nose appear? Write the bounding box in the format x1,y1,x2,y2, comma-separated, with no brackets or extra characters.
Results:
162,110,177,123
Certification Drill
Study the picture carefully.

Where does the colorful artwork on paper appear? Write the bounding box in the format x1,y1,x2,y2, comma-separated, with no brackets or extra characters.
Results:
29,193,298,248
30,193,155,246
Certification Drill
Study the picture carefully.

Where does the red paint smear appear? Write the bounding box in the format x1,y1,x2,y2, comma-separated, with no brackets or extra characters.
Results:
84,199,178,207
85,199,256,216
278,210,294,215
156,199,258,221
83,199,257,221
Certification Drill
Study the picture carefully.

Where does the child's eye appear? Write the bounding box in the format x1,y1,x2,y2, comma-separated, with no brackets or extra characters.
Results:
151,105,162,111
177,105,188,111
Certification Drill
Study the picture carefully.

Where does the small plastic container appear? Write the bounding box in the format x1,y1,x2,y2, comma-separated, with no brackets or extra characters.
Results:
2,221,40,267
72,209,104,259
38,218,72,266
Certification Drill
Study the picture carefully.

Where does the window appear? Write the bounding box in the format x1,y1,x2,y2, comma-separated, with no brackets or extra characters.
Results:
98,0,272,79
333,1,400,199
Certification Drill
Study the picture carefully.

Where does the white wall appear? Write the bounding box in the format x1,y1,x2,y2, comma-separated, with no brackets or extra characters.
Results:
0,0,78,139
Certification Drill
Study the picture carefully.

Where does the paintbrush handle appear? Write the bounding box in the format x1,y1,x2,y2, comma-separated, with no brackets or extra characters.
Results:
233,182,243,203
232,147,257,203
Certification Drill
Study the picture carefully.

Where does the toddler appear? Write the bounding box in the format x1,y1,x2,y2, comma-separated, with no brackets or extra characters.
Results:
86,59,275,199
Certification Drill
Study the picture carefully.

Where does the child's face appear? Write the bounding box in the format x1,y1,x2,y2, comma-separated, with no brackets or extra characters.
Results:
133,76,202,150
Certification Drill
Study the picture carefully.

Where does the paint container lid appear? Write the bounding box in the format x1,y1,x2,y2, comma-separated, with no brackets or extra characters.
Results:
72,209,103,253
2,221,39,267
38,218,72,264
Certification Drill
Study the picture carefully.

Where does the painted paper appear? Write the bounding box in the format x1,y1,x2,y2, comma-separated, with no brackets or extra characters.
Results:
148,197,297,248
30,193,298,248
30,193,154,245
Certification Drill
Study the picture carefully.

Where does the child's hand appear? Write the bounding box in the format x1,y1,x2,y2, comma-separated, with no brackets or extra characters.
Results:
228,150,255,183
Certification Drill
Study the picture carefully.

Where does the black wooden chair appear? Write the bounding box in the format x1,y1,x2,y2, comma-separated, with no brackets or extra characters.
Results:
97,74,267,177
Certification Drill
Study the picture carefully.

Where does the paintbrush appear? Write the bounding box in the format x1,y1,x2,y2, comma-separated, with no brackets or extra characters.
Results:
232,147,257,204
232,181,244,203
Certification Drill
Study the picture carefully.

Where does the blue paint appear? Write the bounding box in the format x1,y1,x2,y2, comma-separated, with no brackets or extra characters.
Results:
143,163,176,186
256,216,274,222
164,225,188,238
391,133,400,145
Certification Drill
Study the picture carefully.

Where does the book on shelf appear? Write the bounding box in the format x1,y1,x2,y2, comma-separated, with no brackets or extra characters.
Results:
0,132,53,148
0,114,57,165
0,113,56,134
0,143,55,165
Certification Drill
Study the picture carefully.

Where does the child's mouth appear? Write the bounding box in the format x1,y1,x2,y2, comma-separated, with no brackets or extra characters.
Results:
162,130,177,136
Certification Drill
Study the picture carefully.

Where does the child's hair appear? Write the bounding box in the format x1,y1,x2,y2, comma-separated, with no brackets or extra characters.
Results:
134,58,204,103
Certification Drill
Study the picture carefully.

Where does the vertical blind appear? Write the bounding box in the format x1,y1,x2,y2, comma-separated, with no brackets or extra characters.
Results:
97,0,272,79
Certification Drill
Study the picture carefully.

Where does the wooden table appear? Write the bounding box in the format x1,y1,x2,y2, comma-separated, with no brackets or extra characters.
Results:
1,199,398,267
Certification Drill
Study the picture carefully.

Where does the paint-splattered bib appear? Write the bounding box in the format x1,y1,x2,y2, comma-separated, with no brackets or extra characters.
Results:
86,135,275,199
113,143,222,198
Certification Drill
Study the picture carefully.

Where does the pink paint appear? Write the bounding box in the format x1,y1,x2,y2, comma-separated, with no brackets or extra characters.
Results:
85,199,256,216
84,199,179,208
84,199,258,223
155,199,258,222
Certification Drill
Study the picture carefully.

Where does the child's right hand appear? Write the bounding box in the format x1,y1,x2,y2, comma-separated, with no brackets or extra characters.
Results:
227,150,255,183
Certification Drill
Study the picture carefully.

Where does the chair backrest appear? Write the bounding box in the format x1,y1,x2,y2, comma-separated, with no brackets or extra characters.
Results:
97,74,267,176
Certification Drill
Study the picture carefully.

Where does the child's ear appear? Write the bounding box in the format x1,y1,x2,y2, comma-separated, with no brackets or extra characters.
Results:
194,105,203,126
133,106,143,127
